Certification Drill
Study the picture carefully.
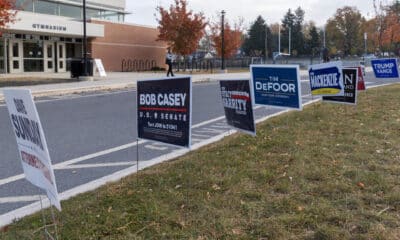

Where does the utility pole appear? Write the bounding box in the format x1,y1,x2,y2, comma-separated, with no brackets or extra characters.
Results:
288,26,291,55
265,24,268,63
221,10,226,71
278,24,281,54
364,32,368,55
83,0,88,76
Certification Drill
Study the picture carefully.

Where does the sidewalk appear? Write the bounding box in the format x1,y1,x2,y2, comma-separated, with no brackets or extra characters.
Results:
0,71,253,101
0,67,372,102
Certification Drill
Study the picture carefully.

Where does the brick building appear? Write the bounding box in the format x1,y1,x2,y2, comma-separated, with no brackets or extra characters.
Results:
0,0,165,74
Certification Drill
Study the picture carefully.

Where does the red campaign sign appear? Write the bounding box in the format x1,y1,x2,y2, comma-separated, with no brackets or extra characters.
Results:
357,66,366,91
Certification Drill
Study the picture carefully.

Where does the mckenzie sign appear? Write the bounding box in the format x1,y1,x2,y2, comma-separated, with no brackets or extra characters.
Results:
309,61,344,96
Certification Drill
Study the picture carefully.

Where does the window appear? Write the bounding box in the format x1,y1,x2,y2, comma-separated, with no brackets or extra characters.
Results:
59,45,63,58
47,44,53,58
13,61,19,69
24,59,44,71
87,8,101,19
102,10,119,21
0,41,4,58
15,0,33,11
59,4,82,19
118,13,125,22
35,0,59,15
13,43,19,57
23,42,43,58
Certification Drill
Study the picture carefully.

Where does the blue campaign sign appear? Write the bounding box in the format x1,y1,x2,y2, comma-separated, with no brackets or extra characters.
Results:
309,61,344,96
371,58,399,78
250,65,302,110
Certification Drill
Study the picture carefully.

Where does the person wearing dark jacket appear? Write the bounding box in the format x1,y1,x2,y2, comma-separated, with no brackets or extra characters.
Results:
166,49,174,77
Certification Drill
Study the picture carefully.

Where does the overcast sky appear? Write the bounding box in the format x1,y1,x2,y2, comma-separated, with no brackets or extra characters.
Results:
124,0,379,28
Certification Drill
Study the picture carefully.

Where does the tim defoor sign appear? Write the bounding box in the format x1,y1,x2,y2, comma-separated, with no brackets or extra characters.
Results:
251,65,302,110
3,89,61,211
137,77,192,148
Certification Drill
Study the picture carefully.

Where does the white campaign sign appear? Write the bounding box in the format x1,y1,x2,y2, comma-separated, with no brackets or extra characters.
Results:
3,89,61,211
94,58,107,77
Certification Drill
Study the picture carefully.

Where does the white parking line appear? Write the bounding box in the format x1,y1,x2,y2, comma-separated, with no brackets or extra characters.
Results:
0,112,238,187
144,145,169,151
0,195,45,204
56,162,136,170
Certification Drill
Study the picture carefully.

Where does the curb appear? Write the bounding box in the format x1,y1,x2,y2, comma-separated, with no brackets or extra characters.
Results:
0,77,214,102
0,67,373,102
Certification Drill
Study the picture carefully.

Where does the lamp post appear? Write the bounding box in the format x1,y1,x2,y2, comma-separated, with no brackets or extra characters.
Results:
83,0,88,76
221,10,225,71
265,24,268,63
364,32,368,56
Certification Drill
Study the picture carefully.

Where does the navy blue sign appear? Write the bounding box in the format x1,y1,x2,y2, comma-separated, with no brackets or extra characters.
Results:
251,65,302,110
220,80,256,135
371,58,399,78
137,77,192,148
323,68,358,105
309,61,344,96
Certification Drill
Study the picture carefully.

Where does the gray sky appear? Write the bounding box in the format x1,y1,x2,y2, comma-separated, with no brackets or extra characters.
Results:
124,0,379,28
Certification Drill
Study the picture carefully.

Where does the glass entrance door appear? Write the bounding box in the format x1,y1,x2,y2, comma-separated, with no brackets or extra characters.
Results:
57,42,66,72
43,41,54,72
0,39,6,73
9,40,23,73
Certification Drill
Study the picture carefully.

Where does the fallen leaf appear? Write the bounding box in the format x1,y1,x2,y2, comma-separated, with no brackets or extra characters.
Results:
108,206,112,213
212,184,221,191
357,182,365,189
232,228,242,235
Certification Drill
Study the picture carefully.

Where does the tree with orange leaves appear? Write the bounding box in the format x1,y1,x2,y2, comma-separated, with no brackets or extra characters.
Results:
156,0,207,57
382,12,400,52
0,0,17,31
210,18,243,59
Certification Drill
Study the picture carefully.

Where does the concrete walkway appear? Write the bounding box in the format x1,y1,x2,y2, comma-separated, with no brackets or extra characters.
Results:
0,71,253,101
0,67,372,101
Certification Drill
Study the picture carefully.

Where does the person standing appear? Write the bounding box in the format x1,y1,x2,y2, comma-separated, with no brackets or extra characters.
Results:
166,49,174,77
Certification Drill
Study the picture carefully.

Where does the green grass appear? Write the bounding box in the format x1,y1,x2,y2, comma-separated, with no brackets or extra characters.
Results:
2,85,400,239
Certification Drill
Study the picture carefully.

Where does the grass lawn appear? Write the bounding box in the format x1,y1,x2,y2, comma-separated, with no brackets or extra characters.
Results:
2,85,400,239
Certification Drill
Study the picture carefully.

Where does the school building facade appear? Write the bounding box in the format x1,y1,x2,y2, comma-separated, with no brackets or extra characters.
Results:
1,0,166,74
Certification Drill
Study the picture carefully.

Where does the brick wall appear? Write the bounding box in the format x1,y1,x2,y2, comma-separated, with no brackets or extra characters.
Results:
90,20,167,72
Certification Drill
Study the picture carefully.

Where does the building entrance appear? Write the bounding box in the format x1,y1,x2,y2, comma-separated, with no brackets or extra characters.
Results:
57,42,66,72
9,39,23,73
43,41,54,72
